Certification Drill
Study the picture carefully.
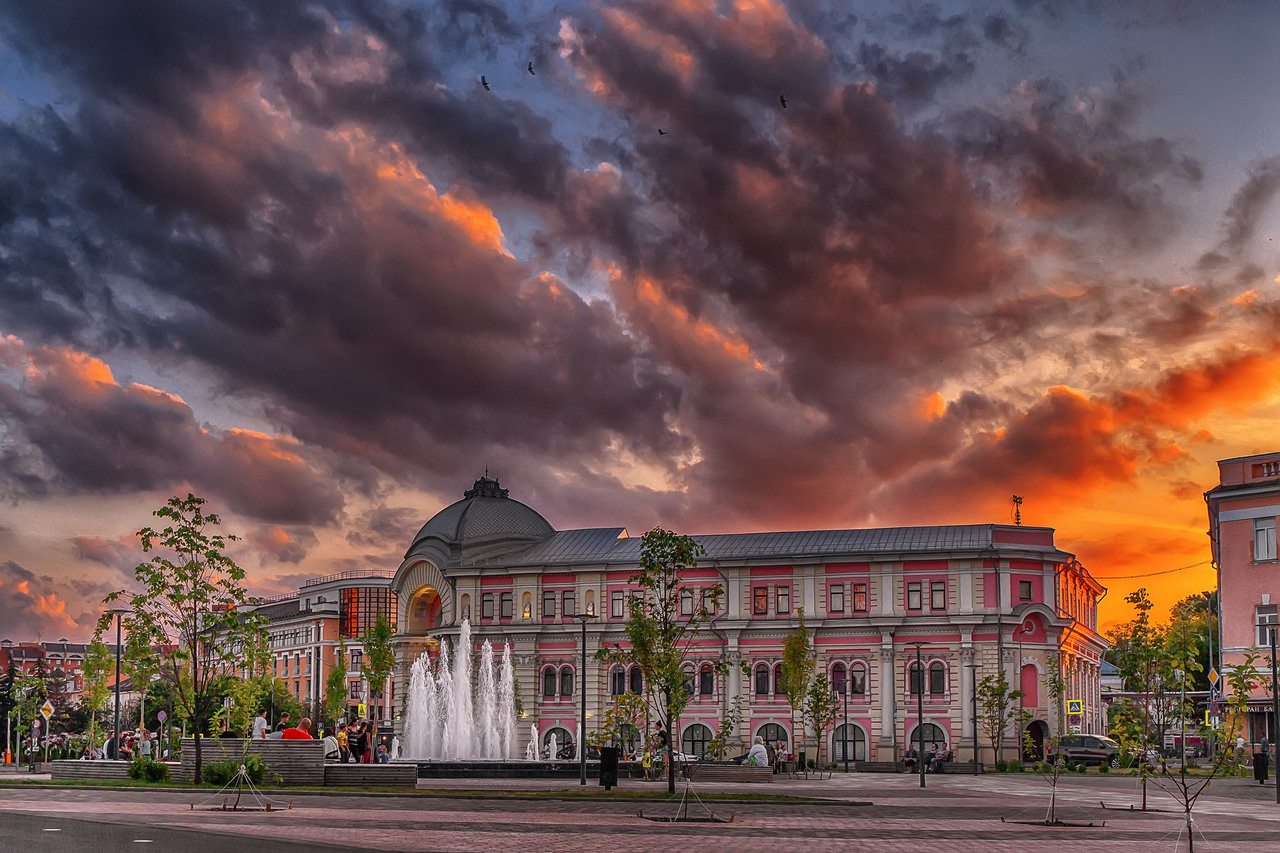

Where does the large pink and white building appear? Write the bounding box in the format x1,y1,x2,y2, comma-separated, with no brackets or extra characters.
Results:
392,477,1109,764
1207,450,1280,742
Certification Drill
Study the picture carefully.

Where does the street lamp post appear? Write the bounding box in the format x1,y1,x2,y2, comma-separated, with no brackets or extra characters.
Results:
966,663,980,775
573,604,596,786
108,608,130,760
907,641,926,789
842,675,850,773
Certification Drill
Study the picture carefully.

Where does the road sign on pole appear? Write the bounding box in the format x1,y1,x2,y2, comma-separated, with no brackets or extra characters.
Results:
40,701,54,720
357,703,367,719
1067,699,1083,715
1208,667,1219,686
157,710,167,723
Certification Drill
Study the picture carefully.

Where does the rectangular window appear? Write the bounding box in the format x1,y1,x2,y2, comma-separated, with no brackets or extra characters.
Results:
1256,518,1278,561
853,583,868,612
562,591,576,618
753,587,769,615
776,586,791,615
500,592,513,619
680,589,694,617
930,581,946,611
1019,580,1033,601
907,582,922,611
481,593,494,620
543,590,556,620
1257,604,1279,647
611,590,625,618
829,583,844,614
611,668,626,696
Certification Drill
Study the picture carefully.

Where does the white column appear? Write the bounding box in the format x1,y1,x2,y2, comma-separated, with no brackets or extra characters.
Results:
877,636,896,758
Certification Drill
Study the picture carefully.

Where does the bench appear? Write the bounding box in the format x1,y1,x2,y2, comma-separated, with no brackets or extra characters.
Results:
935,761,982,774
178,737,324,787
688,762,774,783
50,760,132,781
323,764,417,788
853,761,904,773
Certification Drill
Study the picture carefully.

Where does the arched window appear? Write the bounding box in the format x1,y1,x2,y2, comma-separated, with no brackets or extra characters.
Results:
629,665,643,694
1021,664,1039,707
757,723,788,750
755,664,770,696
699,664,714,697
618,723,640,756
909,662,923,695
832,663,847,696
560,666,574,698
833,724,866,761
611,667,626,696
907,723,946,752
682,666,694,697
850,663,867,696
774,663,786,696
542,667,557,698
929,662,946,695
682,723,713,758
543,726,574,760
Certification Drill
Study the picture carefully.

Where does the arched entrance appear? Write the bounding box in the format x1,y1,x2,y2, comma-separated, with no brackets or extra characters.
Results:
543,726,574,760
406,586,442,633
1024,720,1049,761
907,723,947,753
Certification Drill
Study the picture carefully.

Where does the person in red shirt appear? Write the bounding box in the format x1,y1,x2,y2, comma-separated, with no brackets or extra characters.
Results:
281,717,314,740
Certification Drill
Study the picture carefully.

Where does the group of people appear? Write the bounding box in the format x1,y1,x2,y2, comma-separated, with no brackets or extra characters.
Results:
903,745,954,773
81,727,163,761
250,710,390,762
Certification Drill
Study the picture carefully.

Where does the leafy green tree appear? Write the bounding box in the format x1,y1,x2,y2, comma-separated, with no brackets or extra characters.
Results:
360,612,396,722
81,640,113,750
780,611,815,755
323,637,349,729
595,527,725,794
803,673,840,770
976,670,1028,766
97,494,265,784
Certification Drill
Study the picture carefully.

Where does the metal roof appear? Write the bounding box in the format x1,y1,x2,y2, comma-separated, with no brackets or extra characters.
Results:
486,523,1058,568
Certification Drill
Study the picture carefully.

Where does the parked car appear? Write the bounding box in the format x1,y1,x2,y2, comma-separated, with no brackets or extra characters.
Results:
1047,734,1120,766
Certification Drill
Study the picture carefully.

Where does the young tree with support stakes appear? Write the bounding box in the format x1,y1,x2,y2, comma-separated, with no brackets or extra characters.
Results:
595,528,725,795
81,640,113,753
97,494,266,785
1024,653,1072,823
780,611,816,766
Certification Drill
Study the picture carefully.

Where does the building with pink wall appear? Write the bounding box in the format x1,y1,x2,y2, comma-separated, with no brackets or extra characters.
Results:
1207,450,1280,742
392,477,1109,765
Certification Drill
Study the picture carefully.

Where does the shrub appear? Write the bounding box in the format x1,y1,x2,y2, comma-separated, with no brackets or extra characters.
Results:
128,756,170,783
1099,762,1110,774
202,754,266,786
1007,760,1021,773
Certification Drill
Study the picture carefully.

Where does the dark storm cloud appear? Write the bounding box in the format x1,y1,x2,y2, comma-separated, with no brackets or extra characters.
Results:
948,74,1202,247
346,504,420,549
0,337,345,523
244,524,319,565
1216,156,1280,254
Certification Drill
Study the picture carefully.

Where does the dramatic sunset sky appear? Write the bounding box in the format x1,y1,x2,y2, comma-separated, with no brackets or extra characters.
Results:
1,0,1278,643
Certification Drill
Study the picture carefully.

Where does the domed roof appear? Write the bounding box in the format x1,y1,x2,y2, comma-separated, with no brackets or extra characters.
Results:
406,477,554,557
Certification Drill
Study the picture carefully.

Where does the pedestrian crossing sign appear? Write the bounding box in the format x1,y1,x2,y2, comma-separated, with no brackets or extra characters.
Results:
1067,699,1083,715
358,703,367,718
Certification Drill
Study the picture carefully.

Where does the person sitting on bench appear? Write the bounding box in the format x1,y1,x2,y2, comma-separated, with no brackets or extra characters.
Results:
903,746,919,772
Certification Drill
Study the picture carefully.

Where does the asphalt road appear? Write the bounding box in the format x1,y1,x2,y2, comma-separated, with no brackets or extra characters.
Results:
0,809,341,853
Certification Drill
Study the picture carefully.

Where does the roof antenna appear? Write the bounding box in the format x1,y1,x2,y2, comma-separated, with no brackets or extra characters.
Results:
1010,495,1024,526
484,464,489,479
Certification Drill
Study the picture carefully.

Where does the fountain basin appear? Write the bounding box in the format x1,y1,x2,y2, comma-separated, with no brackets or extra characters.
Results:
398,758,628,779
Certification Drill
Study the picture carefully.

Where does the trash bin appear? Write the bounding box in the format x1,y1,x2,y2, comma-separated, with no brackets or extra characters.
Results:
599,746,619,790
1254,751,1269,784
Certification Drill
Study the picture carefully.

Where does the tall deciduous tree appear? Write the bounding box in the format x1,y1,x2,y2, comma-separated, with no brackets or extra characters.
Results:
976,670,1028,765
323,637,349,729
596,528,724,794
81,640,113,750
97,494,265,785
360,612,396,722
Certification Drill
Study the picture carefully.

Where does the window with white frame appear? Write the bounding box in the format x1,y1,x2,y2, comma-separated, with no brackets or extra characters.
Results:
1256,604,1279,647
1256,518,1277,562
829,583,844,614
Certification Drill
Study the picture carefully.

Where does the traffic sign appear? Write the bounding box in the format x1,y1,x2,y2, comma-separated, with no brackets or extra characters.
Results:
40,701,53,720
31,718,40,730
357,703,367,719
157,710,167,723
1067,699,1083,715
1208,701,1222,715
1208,667,1219,685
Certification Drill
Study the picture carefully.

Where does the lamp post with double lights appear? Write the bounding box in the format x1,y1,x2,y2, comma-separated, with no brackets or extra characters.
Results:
573,603,597,785
906,641,926,789
107,608,131,760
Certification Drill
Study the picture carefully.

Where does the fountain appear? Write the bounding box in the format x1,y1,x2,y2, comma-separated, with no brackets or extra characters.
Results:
402,619,517,761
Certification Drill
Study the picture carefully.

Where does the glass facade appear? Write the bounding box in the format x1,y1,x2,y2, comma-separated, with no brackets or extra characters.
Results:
339,587,397,637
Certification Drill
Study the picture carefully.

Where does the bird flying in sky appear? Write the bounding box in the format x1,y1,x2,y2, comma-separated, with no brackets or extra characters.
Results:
481,76,490,91
528,62,535,75
779,95,787,109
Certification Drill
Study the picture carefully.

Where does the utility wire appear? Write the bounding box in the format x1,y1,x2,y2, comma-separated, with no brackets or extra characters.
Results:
1091,560,1212,581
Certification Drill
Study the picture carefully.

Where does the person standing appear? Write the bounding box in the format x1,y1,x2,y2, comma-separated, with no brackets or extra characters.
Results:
357,722,372,764
337,726,350,763
252,710,270,739
138,730,151,760
1256,736,1271,785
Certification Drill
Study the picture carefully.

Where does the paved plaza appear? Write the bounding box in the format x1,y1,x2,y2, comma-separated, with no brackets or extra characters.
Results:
2,772,1279,852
